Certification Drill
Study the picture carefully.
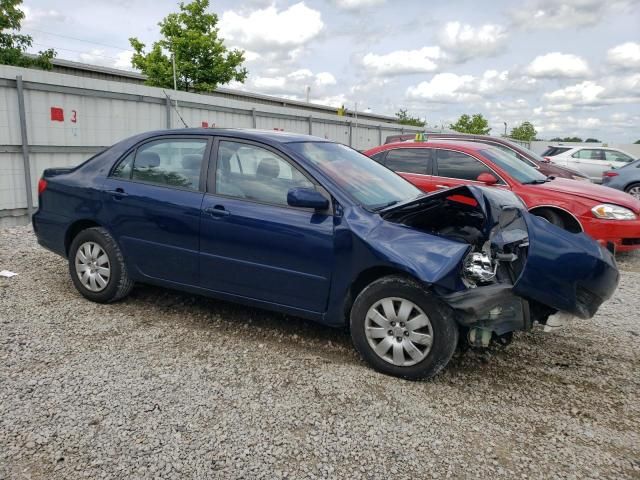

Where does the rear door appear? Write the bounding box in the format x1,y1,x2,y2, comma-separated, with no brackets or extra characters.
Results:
382,147,434,191
101,136,210,285
570,149,607,181
198,138,334,313
432,149,500,190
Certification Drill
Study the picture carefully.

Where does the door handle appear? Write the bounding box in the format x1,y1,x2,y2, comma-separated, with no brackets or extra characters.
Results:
435,185,449,189
105,188,128,197
204,205,230,217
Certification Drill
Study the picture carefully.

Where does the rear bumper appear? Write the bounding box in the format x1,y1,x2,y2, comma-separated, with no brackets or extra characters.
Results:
32,210,68,258
580,216,640,252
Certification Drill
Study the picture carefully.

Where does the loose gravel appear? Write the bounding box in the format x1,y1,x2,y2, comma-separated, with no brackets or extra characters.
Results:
1,226,639,479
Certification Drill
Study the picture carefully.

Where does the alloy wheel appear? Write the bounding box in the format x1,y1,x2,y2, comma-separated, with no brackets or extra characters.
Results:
627,185,640,200
364,297,433,367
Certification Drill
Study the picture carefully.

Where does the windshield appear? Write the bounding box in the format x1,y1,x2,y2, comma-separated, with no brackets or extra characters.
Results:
287,141,422,209
480,147,548,183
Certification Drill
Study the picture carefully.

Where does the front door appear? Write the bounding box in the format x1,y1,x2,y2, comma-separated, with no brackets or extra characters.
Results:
101,136,210,285
199,139,334,313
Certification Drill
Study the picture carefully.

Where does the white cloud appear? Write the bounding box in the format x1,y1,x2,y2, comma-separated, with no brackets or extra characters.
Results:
543,75,640,105
330,0,385,10
438,22,508,62
406,70,537,104
77,49,133,70
219,3,323,54
246,69,339,97
20,5,66,27
509,0,638,29
607,42,640,69
406,73,480,103
526,52,590,78
362,47,443,76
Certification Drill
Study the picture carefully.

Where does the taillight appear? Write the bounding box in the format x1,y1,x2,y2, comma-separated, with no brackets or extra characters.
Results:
603,171,618,178
38,178,48,195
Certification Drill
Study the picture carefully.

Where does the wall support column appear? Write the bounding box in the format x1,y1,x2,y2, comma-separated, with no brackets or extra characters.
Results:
16,76,34,219
165,95,171,128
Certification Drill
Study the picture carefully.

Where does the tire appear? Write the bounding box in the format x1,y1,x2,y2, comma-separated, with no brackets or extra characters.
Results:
350,275,458,380
625,183,640,200
533,209,565,229
68,227,134,303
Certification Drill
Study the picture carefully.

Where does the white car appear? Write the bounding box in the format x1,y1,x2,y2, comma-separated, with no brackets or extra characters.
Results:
542,146,637,183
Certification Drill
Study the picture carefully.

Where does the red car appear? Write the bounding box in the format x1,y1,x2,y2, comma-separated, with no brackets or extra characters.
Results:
364,141,640,252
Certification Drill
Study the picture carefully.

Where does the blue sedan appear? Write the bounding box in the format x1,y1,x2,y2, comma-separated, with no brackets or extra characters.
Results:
602,159,640,200
33,129,619,379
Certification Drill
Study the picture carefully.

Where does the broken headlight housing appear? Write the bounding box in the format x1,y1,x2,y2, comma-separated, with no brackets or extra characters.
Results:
463,251,497,287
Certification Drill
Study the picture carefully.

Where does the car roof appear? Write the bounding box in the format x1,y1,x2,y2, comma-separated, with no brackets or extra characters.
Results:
135,128,330,145
380,140,493,152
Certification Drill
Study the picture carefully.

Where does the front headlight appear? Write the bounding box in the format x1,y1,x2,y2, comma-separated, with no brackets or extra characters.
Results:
591,204,637,220
572,175,591,182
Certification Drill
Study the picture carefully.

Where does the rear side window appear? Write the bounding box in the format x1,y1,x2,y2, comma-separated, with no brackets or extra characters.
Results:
369,151,386,164
111,139,208,190
385,148,431,174
435,150,493,181
572,149,604,160
541,147,571,157
604,150,634,163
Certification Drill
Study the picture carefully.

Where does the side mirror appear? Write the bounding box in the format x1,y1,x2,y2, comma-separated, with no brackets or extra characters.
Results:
477,172,498,185
287,187,329,210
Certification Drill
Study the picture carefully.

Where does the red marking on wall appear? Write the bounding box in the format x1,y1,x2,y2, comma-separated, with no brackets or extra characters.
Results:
70,110,77,123
201,121,208,128
50,107,64,122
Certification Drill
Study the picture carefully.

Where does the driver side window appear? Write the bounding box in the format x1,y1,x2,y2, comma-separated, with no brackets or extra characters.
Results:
215,140,314,206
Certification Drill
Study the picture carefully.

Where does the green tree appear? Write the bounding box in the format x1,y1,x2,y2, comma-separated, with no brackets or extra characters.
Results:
130,0,247,92
549,137,563,141
585,138,600,143
395,109,426,127
0,0,56,69
449,114,491,135
635,139,640,144
509,121,538,142
562,136,583,142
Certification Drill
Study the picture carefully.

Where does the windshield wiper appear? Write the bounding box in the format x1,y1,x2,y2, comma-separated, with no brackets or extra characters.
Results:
521,178,549,185
371,200,401,211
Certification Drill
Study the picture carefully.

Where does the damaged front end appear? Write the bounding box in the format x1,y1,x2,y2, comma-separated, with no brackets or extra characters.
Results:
381,186,619,346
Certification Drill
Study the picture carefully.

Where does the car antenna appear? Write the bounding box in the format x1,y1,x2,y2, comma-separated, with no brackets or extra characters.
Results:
162,90,189,128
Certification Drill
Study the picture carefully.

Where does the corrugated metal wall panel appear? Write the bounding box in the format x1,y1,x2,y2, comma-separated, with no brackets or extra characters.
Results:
0,65,422,216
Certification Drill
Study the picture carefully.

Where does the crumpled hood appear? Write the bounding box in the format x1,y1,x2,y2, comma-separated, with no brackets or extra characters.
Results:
534,178,640,212
381,184,619,319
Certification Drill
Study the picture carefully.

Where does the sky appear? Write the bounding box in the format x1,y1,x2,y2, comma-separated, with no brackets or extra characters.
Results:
19,0,640,142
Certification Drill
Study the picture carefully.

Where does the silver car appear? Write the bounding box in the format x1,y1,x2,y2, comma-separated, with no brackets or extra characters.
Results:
542,146,637,183
602,159,640,199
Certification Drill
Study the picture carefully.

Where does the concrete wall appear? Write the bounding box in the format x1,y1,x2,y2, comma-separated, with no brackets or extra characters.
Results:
529,141,640,158
0,65,421,226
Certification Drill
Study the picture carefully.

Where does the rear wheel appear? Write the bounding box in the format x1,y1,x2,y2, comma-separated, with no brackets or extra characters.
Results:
625,183,640,200
68,227,133,303
350,276,458,380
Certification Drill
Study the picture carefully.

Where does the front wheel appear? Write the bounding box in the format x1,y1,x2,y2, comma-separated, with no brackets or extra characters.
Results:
68,227,134,303
350,276,458,380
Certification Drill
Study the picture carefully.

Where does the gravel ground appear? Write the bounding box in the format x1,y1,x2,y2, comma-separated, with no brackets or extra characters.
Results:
1,226,639,479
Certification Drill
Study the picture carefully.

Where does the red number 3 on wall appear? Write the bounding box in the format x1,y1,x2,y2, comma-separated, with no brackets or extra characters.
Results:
71,110,77,123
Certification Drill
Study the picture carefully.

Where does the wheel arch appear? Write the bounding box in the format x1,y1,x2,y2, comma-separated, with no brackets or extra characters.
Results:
528,205,583,233
64,219,103,255
344,266,424,322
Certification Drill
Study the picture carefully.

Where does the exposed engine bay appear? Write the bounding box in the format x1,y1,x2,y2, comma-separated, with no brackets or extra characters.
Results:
380,187,573,347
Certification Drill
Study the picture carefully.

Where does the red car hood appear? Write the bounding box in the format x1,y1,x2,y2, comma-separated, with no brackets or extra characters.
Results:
535,178,640,212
